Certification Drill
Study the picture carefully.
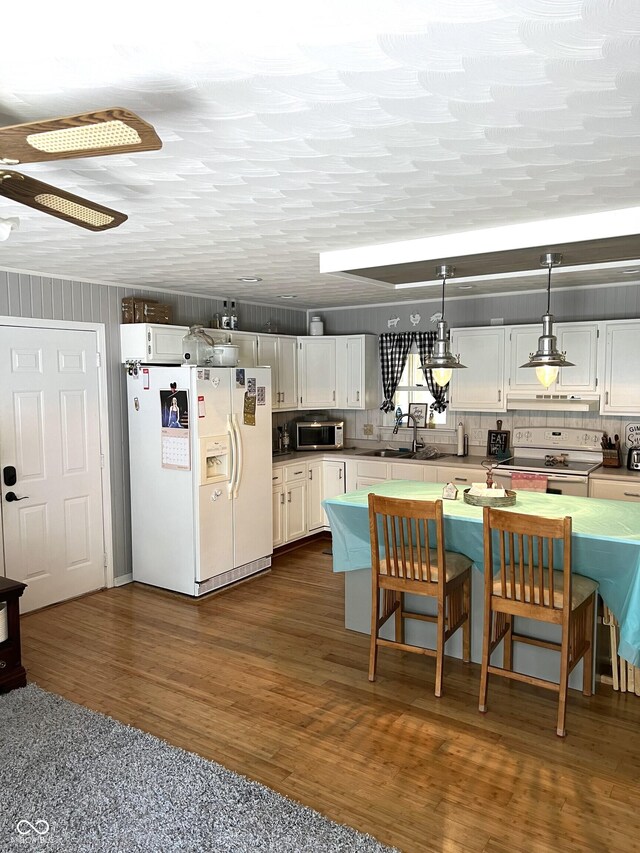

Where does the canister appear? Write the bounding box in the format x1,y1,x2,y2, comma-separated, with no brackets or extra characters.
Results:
309,315,324,336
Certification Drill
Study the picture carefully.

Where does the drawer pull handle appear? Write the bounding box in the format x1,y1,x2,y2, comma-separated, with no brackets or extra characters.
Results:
293,470,303,475
287,491,292,503
454,478,467,482
624,492,640,497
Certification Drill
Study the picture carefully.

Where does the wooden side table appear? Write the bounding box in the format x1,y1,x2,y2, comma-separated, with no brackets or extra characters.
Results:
0,576,27,692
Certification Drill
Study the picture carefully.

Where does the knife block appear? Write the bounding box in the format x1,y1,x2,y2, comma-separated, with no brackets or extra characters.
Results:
602,448,622,467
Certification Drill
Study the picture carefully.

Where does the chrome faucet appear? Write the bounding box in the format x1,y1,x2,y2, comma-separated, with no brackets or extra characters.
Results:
393,411,425,453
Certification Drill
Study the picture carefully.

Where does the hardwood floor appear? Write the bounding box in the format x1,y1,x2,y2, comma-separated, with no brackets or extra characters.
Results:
20,539,640,853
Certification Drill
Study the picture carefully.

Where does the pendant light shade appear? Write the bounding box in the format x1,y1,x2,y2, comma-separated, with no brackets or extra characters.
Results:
520,253,574,388
420,265,466,387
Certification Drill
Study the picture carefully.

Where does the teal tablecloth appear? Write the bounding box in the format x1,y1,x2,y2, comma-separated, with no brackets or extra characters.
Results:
323,481,640,667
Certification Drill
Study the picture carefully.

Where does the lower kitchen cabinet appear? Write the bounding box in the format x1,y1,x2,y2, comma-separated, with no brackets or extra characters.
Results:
436,466,485,488
272,464,308,546
307,461,324,532
320,461,345,526
589,479,640,502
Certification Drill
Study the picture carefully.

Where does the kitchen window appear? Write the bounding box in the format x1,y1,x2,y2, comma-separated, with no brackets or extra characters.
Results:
391,349,449,427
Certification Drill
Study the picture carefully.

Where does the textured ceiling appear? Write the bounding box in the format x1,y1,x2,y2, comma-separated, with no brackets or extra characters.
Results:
1,0,639,308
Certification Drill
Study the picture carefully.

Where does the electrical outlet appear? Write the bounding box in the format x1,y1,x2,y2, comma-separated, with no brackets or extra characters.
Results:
363,423,374,436
472,429,483,442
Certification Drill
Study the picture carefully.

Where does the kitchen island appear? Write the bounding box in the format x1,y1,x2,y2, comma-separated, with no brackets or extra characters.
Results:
324,481,640,687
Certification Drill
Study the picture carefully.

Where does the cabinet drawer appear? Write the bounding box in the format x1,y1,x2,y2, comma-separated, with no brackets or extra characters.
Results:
389,463,424,481
437,466,484,485
590,479,640,502
356,460,388,478
271,467,283,486
285,464,307,483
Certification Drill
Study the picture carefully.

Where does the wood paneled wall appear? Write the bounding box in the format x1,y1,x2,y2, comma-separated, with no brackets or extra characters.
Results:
318,282,640,335
0,270,306,580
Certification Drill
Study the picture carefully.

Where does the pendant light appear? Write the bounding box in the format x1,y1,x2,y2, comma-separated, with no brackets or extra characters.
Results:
420,264,466,387
520,253,574,388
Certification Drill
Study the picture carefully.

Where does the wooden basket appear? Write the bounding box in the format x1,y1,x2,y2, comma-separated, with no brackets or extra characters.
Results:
463,488,516,507
602,449,622,468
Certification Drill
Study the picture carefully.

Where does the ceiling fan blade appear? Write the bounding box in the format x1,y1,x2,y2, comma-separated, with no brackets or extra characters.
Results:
0,108,162,165
0,170,127,231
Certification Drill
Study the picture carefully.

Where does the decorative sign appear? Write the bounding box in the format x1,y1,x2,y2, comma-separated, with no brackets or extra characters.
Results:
625,423,640,448
442,482,458,500
387,316,400,329
486,419,510,458
409,313,421,326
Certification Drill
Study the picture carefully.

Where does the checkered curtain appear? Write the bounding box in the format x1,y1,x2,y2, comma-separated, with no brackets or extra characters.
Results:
379,332,414,412
414,331,449,413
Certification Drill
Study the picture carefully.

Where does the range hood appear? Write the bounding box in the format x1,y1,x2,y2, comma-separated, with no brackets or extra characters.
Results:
506,394,600,412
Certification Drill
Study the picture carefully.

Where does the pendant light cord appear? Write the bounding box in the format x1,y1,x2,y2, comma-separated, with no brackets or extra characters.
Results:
441,272,446,319
546,263,552,314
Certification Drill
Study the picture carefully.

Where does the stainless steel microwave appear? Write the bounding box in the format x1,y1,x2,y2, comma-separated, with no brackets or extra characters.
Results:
295,420,344,451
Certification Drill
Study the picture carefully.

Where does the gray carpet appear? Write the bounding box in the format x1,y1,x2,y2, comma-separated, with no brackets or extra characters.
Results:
0,684,397,853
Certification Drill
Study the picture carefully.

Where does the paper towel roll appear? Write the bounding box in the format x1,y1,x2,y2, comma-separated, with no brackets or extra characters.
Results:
457,421,465,456
0,603,7,643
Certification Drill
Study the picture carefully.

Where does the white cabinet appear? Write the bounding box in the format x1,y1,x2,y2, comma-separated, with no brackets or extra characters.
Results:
258,334,298,411
589,479,640,502
336,335,379,410
298,337,337,408
120,323,186,364
509,323,599,394
601,321,640,415
273,462,310,546
307,460,324,532
285,480,307,541
321,461,345,525
272,468,285,548
210,330,257,368
437,466,485,487
449,327,506,412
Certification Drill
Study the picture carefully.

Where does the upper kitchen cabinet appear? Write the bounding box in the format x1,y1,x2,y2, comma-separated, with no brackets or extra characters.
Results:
601,320,640,415
257,334,298,411
120,323,185,364
449,326,507,412
509,322,599,394
210,329,257,368
298,337,337,408
336,335,379,410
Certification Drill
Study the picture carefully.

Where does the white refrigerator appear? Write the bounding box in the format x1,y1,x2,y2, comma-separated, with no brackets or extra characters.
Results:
126,365,272,595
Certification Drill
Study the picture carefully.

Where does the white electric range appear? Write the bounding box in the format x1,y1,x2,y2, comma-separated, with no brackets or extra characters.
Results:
493,427,603,497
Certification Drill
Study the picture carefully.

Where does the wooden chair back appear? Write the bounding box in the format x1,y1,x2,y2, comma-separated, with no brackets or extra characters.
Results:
483,506,572,614
368,494,445,586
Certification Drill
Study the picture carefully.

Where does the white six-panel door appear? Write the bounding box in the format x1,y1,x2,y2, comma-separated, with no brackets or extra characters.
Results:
0,326,106,612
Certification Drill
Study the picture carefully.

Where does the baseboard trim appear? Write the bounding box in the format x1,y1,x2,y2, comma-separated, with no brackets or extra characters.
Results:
114,573,133,587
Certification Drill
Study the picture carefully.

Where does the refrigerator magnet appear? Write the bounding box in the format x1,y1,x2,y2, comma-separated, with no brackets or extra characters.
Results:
235,368,245,388
142,368,150,390
198,395,205,418
256,386,266,406
247,377,256,396
243,392,256,426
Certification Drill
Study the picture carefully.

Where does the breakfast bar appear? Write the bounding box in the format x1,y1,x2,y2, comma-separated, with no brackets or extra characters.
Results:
324,481,640,680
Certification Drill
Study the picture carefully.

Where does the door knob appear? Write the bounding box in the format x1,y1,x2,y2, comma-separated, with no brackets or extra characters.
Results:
5,492,29,502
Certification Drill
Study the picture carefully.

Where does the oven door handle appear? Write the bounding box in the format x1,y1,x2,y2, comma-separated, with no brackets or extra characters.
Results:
546,475,587,483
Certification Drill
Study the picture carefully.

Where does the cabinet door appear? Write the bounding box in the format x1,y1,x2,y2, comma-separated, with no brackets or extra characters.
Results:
602,322,640,414
389,463,424,481
285,480,307,541
277,337,298,411
298,338,337,408
257,335,280,407
509,326,543,392
449,328,506,411
322,461,345,525
554,323,598,393
148,325,185,363
229,331,257,368
345,336,364,408
272,485,285,547
307,461,324,532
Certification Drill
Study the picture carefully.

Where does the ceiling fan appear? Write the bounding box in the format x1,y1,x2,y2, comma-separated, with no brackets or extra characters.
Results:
0,108,162,232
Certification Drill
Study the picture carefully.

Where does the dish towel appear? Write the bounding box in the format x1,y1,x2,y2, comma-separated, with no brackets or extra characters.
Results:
511,472,549,492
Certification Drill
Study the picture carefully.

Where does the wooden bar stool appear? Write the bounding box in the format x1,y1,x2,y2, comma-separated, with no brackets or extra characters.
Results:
479,506,598,737
368,494,472,697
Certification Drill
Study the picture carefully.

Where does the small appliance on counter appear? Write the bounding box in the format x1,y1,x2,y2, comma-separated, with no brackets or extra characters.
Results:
295,418,344,450
628,447,640,471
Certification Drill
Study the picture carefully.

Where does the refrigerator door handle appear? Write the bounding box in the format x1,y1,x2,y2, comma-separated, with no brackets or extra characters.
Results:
232,414,244,499
227,418,237,499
